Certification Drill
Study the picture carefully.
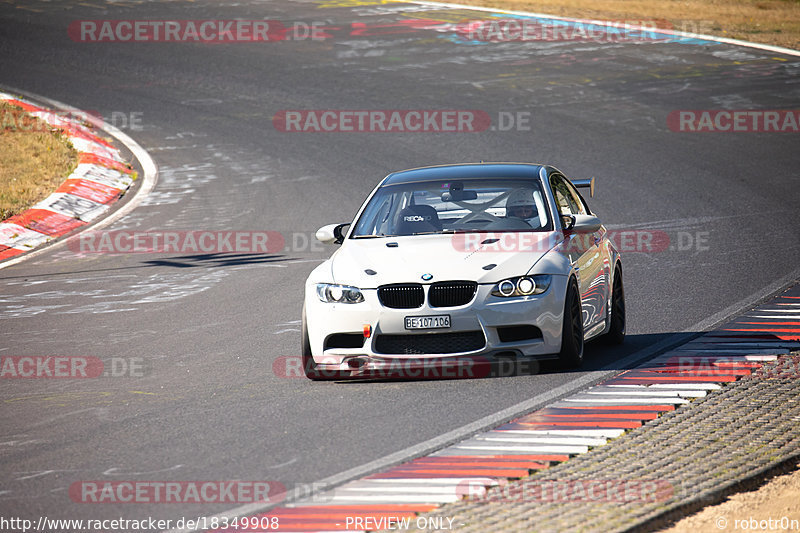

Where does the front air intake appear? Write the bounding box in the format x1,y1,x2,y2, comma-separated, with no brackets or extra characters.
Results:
374,331,486,355
429,281,478,307
378,283,425,309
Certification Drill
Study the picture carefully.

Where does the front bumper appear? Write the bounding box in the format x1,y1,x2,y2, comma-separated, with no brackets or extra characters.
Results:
304,276,568,374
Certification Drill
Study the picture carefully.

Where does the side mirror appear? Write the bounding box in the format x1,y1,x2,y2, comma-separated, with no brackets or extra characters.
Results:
569,214,602,233
560,214,575,231
315,223,350,244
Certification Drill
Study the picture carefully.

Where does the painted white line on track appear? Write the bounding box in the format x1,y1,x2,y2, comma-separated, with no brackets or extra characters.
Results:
673,347,790,354
584,388,682,396
319,494,463,503
344,480,472,488
603,384,705,389
677,267,800,332
586,387,707,398
563,396,690,404
350,478,500,486
335,485,466,494
453,444,589,454
679,342,793,348
431,448,575,457
646,383,721,390
649,354,779,362
494,429,626,438
476,435,608,446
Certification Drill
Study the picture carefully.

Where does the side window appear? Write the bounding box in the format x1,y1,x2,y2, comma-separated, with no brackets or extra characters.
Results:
550,175,581,216
563,179,588,215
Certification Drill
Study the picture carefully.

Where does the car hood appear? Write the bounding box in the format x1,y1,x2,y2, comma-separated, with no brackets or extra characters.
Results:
327,232,560,287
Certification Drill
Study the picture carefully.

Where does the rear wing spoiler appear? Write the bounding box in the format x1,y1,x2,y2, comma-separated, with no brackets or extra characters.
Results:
571,177,595,198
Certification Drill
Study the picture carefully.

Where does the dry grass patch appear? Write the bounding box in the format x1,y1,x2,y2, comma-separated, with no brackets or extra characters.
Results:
660,461,800,532
454,0,800,50
0,102,78,221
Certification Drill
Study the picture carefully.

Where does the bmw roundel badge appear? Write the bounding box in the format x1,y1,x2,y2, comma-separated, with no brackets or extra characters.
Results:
421,273,433,281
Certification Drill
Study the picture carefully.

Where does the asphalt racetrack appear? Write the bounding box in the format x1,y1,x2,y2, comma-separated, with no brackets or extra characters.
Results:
0,0,798,525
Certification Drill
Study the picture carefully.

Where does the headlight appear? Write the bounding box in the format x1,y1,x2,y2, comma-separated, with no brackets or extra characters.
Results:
491,275,551,298
316,283,365,303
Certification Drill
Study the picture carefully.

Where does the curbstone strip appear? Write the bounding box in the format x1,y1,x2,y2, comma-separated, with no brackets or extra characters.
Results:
0,91,135,261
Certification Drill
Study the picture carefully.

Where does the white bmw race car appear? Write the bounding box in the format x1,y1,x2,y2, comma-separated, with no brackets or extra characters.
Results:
302,163,624,380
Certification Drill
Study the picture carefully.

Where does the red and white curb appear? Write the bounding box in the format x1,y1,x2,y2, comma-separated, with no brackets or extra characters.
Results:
0,92,136,261
209,284,799,532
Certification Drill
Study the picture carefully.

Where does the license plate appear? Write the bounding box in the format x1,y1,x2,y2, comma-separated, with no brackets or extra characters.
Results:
404,315,451,330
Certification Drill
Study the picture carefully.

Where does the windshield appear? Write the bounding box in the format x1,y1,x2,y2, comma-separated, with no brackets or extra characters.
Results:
351,178,553,237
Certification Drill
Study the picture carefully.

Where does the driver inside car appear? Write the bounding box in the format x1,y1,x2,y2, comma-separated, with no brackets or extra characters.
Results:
505,189,539,225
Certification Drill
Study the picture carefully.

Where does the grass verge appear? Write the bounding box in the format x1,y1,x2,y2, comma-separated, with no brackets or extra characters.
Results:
0,101,79,221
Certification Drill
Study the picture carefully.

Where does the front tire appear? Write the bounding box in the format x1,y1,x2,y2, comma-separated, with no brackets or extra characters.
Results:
558,278,584,368
602,265,625,345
